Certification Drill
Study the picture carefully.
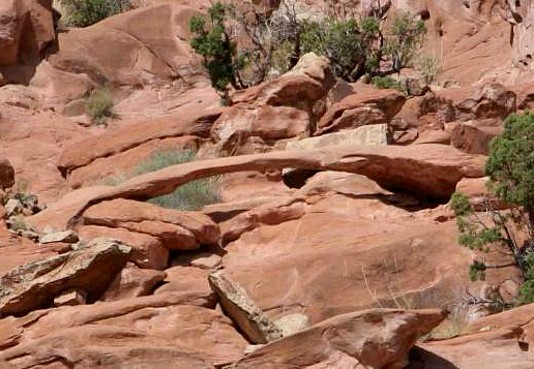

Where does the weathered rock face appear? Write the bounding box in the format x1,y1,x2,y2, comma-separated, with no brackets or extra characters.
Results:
48,4,206,88
0,0,55,75
502,0,534,76
211,53,335,154
233,309,446,369
57,108,222,183
0,103,91,204
316,88,406,135
101,263,167,302
0,238,131,317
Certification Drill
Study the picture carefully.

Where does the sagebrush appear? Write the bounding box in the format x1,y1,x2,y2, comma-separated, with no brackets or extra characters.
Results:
104,150,221,211
85,88,114,125
60,0,132,27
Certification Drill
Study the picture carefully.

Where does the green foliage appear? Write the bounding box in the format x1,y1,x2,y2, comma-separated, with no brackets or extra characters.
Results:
451,192,504,253
417,55,442,84
451,111,534,305
384,12,426,73
270,41,294,75
371,76,403,92
61,0,131,27
469,260,487,282
485,112,534,212
189,2,427,88
104,150,221,211
85,88,114,125
300,16,378,81
189,2,243,93
518,252,534,304
299,12,425,81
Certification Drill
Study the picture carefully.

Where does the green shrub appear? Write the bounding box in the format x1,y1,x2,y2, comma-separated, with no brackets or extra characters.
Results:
451,111,534,305
384,12,426,73
300,16,382,81
189,2,245,95
417,55,442,84
188,2,427,88
105,150,221,211
86,88,114,125
61,0,132,27
298,12,425,81
371,76,403,91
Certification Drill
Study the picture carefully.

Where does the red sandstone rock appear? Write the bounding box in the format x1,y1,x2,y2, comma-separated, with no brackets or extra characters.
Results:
81,199,220,248
234,309,446,369
316,88,406,135
101,263,167,302
78,225,169,270
0,238,131,318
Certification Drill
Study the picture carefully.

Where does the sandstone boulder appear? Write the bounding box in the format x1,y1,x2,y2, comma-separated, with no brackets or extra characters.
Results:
81,199,220,249
283,123,388,150
0,238,131,317
211,53,334,154
78,225,169,270
316,88,405,135
208,271,283,344
101,263,167,302
233,309,446,368
154,265,216,307
211,105,310,155
451,119,503,155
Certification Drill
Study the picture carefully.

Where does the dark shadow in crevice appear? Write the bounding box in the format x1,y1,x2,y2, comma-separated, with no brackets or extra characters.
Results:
407,346,459,369
283,169,448,211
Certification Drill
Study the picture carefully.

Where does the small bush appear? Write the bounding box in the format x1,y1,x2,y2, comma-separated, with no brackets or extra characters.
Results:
417,55,442,84
105,150,221,211
61,0,132,27
86,88,114,125
371,76,403,92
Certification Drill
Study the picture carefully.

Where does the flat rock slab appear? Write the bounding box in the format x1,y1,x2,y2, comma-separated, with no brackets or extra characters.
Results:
232,309,446,369
0,238,131,317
